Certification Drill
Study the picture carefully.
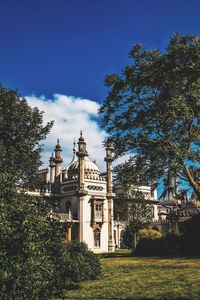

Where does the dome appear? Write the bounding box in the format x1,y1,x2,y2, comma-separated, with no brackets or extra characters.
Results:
67,156,100,180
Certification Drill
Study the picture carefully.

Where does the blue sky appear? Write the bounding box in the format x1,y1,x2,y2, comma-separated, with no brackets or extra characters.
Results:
1,0,200,102
1,0,200,184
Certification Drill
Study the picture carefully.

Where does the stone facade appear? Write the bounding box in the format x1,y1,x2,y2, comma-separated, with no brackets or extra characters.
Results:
37,133,115,253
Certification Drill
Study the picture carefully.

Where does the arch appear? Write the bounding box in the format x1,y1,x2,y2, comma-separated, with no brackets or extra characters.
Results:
94,228,101,248
120,230,125,248
65,200,71,214
114,229,117,246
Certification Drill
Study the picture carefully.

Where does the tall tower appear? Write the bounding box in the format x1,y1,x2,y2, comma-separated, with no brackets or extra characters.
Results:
104,141,115,252
76,131,88,241
54,139,63,183
49,152,55,184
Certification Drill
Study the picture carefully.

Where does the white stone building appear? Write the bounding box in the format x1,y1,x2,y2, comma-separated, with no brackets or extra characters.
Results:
35,133,172,252
40,132,116,253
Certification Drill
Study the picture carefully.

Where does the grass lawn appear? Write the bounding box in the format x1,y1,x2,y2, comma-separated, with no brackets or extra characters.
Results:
63,251,200,299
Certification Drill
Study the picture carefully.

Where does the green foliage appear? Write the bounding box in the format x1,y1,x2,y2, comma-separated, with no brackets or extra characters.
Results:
135,231,183,257
0,85,53,187
0,85,100,298
63,240,101,285
0,186,101,299
134,237,165,256
182,214,200,255
138,228,162,239
0,185,66,299
117,190,153,248
100,33,200,198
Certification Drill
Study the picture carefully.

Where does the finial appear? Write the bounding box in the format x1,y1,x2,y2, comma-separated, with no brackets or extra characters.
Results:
79,130,84,142
73,139,77,154
57,138,59,144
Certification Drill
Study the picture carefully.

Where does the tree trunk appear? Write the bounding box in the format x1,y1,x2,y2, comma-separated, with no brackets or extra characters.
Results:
181,162,200,200
134,232,137,249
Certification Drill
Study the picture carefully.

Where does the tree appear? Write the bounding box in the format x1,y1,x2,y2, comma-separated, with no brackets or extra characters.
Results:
0,183,101,299
116,190,153,248
99,33,200,199
0,183,67,299
0,85,53,187
0,85,101,298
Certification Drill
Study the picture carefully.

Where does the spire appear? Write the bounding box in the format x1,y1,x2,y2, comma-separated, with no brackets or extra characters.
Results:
68,139,77,165
73,139,76,155
159,170,177,204
79,130,84,142
49,152,55,167
54,138,63,163
77,131,88,156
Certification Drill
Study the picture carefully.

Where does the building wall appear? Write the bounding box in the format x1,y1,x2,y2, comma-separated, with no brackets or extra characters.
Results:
82,194,109,253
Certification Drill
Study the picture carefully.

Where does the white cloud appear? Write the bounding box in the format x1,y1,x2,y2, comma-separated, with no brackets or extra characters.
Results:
26,94,108,171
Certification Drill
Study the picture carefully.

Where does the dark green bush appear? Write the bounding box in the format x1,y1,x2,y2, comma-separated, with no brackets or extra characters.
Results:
63,240,101,285
0,188,66,300
163,231,183,256
0,187,101,299
182,215,200,255
134,231,183,257
134,237,165,256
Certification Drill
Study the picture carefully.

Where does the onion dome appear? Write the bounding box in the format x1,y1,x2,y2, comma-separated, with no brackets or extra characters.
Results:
68,156,100,180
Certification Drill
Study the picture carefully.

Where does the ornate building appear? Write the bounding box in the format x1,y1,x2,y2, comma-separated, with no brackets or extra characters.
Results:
37,132,115,253
33,135,199,252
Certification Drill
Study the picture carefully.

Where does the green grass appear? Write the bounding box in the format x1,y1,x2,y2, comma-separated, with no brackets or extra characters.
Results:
63,251,200,299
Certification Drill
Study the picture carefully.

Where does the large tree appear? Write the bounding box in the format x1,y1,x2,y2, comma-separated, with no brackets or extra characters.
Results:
0,85,53,187
99,33,200,198
0,85,101,298
115,190,153,248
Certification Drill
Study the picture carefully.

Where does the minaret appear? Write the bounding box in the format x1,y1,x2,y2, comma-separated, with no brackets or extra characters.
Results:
104,141,115,252
77,131,88,190
54,139,63,183
76,131,88,241
49,152,55,184
69,139,77,165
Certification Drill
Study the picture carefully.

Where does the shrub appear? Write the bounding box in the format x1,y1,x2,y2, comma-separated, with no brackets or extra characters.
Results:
182,215,200,255
138,228,162,240
62,240,101,286
134,237,165,256
134,231,183,257
0,188,66,300
0,186,101,298
162,231,183,256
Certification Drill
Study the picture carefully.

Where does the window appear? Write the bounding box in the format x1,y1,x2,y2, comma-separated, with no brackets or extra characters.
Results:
65,201,71,213
94,228,101,248
95,204,102,217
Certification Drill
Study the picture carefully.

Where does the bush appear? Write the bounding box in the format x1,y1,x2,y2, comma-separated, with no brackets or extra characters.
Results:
138,228,162,240
62,240,101,286
163,231,183,256
134,237,165,256
0,187,100,299
182,215,200,255
134,231,183,257
0,188,66,300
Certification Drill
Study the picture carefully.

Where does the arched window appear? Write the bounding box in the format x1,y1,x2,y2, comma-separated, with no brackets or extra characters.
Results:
120,230,125,248
94,228,101,248
65,201,71,214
